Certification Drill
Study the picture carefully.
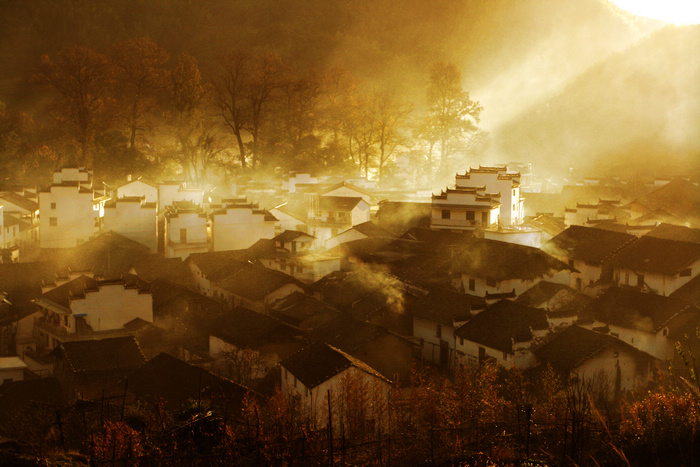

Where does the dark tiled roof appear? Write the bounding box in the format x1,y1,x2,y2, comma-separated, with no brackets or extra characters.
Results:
450,238,571,281
547,225,636,264
350,221,394,238
307,315,385,354
186,250,250,279
0,261,56,309
56,337,147,373
273,230,314,243
216,265,304,301
319,196,364,212
670,275,700,307
534,325,654,372
321,181,372,197
375,201,431,234
281,342,390,389
408,290,485,325
211,307,304,349
644,223,700,243
325,237,397,261
454,300,548,353
628,178,700,220
581,287,699,333
130,255,192,286
0,191,39,212
39,232,151,277
126,353,251,410
516,281,591,312
522,213,567,238
270,292,338,328
607,236,700,275
399,227,475,252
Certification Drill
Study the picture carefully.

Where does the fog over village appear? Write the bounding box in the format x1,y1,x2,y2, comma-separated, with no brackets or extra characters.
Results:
0,1,699,465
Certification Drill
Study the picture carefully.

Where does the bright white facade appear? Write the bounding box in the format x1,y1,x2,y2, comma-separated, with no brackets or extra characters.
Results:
116,179,158,205
38,178,107,249
164,201,209,259
430,186,501,231
455,166,523,225
210,202,277,251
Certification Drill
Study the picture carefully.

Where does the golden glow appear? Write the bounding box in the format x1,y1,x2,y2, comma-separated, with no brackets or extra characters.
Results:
611,0,700,25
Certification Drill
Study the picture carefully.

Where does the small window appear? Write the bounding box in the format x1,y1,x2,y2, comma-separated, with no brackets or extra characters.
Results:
486,278,496,288
436,325,442,338
50,202,56,209
680,268,691,277
466,211,475,221
460,337,464,345
468,278,475,291
49,217,57,227
636,274,644,287
441,210,450,219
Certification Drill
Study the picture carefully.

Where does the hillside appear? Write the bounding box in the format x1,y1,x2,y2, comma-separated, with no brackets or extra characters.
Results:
491,24,700,177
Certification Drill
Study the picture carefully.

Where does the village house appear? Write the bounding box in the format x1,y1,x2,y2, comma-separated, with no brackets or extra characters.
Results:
209,307,305,384
280,341,393,431
533,325,658,397
449,238,572,298
269,291,339,330
158,181,204,213
282,172,318,193
115,177,159,205
213,264,307,313
320,180,373,204
125,352,251,412
325,221,395,250
408,289,485,371
455,165,524,225
546,225,636,295
102,196,158,253
185,250,249,296
38,170,109,249
51,336,146,402
563,199,628,227
210,199,277,251
623,178,700,227
255,231,342,283
607,236,700,296
515,281,590,330
454,299,549,369
269,202,308,233
32,273,153,354
0,191,39,251
164,200,209,259
306,196,371,249
430,186,501,231
307,314,417,384
578,286,700,361
0,356,28,385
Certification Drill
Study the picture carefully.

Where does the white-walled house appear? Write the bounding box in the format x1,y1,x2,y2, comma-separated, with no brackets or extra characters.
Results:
210,201,277,251
456,166,524,226
0,356,28,385
283,172,318,193
116,178,159,205
430,186,501,231
409,290,484,371
103,197,158,252
608,236,700,296
269,203,308,233
325,221,395,250
454,300,549,369
32,274,153,353
158,181,204,213
52,167,91,185
307,196,371,249
280,342,392,430
38,177,108,249
449,238,572,298
212,264,306,313
546,225,636,296
256,231,342,283
164,201,209,259
577,287,700,361
534,325,658,397
321,181,373,204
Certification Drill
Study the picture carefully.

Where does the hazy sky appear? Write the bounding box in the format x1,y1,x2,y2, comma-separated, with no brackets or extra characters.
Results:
611,0,700,25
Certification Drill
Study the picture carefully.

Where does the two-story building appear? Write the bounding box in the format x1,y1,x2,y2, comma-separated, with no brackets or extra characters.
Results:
306,196,371,249
164,201,209,259
210,200,277,251
32,273,153,353
430,186,501,231
455,166,524,225
38,170,109,249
